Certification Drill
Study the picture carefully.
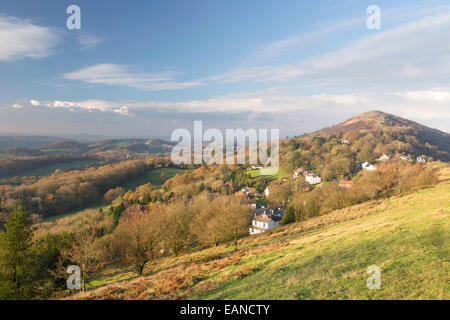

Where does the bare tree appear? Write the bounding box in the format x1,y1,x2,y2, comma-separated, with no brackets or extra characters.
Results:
193,196,251,250
112,213,160,275
160,201,194,256
60,233,99,291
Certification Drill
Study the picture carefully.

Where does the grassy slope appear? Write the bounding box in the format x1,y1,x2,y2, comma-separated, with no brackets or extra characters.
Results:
120,167,186,191
70,164,449,300
248,167,287,179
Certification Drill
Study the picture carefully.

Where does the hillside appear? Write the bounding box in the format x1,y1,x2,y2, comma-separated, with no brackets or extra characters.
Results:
309,110,450,160
0,135,67,149
69,163,450,300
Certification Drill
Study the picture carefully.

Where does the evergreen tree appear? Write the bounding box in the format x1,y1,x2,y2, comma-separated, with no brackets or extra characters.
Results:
281,206,296,225
112,202,125,226
141,194,151,205
0,201,36,299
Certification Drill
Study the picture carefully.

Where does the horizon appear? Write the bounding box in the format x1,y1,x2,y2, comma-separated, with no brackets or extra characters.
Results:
0,109,448,141
1,1,450,137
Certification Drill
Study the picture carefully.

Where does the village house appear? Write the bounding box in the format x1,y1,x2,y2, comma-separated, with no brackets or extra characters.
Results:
361,161,377,171
400,155,411,161
249,208,284,235
377,154,389,162
339,138,350,144
238,187,258,197
416,156,427,163
293,167,306,178
304,172,322,185
239,197,257,209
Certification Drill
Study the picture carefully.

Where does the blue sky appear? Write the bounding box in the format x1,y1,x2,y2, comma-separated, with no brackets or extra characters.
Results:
0,0,449,138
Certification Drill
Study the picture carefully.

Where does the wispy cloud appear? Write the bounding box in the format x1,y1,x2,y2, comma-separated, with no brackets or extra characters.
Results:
77,32,105,49
212,12,450,91
249,16,365,63
0,14,60,62
64,64,204,91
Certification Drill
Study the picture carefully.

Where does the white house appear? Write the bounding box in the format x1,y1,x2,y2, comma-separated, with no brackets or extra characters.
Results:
340,138,350,144
361,162,377,171
249,209,283,235
304,172,322,185
400,155,411,161
293,167,305,178
377,154,389,162
416,157,427,163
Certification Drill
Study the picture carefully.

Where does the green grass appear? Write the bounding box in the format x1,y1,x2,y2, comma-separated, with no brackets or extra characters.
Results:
194,185,449,300
248,167,287,179
114,140,134,147
43,203,108,222
73,178,449,300
121,167,187,191
0,159,103,181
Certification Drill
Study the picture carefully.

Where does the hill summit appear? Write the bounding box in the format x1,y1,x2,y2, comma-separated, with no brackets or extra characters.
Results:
307,110,450,161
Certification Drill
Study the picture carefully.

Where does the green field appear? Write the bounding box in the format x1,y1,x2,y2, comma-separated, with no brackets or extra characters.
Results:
248,167,287,179
121,167,187,190
44,203,108,222
114,140,134,147
0,159,103,181
70,169,449,300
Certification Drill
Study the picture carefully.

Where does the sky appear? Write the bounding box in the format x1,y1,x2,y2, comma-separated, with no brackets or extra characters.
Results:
0,0,449,138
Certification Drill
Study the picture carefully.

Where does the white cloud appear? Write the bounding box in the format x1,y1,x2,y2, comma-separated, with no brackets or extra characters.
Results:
64,64,204,91
77,33,105,48
114,106,134,117
11,103,23,109
398,88,450,103
30,99,41,106
0,14,59,62
26,99,134,117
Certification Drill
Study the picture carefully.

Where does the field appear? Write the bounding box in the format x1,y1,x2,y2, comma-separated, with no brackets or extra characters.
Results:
69,165,450,300
120,167,187,190
0,159,103,181
247,167,287,179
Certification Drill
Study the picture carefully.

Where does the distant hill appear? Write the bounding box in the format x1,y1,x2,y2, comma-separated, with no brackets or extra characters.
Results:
0,134,175,157
306,110,450,161
37,141,88,154
0,136,67,149
1,147,44,157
